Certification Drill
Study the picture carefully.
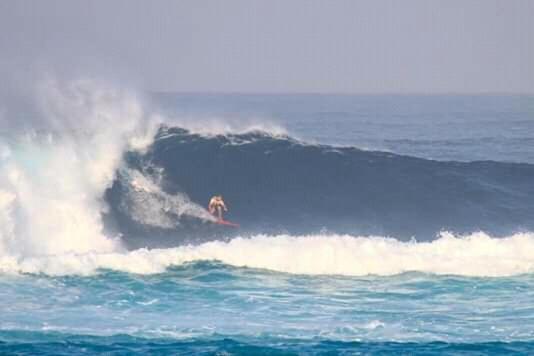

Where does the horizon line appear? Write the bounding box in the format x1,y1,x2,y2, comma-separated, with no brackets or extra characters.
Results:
150,90,534,97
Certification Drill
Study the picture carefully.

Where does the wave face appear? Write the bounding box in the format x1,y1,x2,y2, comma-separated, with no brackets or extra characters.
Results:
107,126,534,247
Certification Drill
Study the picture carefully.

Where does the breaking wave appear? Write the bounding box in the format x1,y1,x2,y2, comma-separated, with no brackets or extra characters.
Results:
0,78,533,281
107,127,534,246
0,79,156,257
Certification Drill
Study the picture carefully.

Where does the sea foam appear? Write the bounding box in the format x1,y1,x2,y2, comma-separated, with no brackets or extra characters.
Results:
0,78,157,256
1,231,533,277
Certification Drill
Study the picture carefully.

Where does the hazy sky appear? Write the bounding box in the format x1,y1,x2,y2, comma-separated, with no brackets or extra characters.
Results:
1,0,533,93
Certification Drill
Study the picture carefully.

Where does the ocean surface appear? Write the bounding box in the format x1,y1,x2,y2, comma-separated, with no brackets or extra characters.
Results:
1,86,533,354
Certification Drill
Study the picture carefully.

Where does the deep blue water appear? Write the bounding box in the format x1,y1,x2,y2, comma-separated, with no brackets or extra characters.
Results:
1,94,533,354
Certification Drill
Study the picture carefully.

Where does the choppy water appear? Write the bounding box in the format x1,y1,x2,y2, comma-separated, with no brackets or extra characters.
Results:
2,262,534,354
0,262,534,354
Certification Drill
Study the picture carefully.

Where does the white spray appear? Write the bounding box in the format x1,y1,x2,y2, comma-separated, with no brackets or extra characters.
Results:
0,78,156,256
118,167,215,228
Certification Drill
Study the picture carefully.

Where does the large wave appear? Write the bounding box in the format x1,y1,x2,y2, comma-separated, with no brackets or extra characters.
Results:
107,126,534,247
1,78,533,281
1,232,533,277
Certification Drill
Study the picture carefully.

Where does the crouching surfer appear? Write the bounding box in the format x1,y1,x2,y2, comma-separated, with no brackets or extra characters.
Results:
208,195,228,221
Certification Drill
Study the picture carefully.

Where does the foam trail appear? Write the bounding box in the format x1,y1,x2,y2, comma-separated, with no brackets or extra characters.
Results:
1,232,533,277
118,167,214,228
0,78,156,256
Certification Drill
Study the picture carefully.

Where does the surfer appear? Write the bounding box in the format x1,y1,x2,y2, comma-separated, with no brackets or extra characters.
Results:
208,195,228,220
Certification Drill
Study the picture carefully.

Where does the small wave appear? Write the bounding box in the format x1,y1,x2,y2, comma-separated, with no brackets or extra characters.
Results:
1,231,533,277
156,116,288,138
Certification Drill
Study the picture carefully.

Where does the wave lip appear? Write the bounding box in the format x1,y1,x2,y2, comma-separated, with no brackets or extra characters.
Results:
1,231,533,277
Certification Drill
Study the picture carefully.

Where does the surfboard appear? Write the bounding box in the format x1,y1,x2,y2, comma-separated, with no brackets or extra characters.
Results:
215,219,240,228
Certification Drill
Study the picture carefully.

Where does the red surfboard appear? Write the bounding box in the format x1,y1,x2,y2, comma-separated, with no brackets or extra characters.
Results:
214,219,240,228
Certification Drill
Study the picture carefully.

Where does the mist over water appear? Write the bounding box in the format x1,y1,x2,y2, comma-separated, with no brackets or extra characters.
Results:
0,79,157,257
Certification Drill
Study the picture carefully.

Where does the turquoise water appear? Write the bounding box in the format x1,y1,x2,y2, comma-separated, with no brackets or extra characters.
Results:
2,262,534,354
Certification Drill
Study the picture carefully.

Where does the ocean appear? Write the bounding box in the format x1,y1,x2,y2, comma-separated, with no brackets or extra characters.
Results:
1,84,533,355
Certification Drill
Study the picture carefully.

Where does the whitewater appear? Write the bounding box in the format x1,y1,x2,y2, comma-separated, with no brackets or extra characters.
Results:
1,232,534,277
1,80,534,354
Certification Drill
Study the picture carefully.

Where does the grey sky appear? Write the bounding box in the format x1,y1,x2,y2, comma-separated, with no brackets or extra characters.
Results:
1,0,533,93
